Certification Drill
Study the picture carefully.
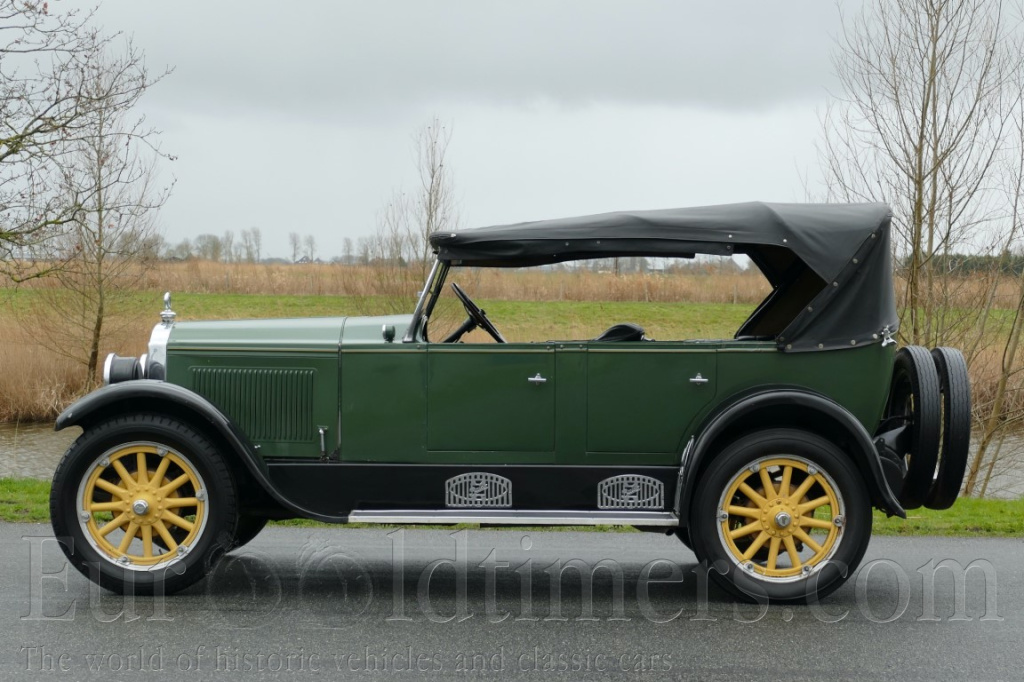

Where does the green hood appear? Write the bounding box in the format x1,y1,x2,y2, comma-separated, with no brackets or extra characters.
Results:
167,315,414,351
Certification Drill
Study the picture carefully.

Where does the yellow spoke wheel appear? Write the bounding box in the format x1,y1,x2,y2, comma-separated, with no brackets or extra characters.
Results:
690,429,871,602
718,456,843,580
52,415,237,595
77,443,208,568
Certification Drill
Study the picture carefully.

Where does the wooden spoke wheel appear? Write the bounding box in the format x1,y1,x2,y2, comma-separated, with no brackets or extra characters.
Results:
691,429,872,603
78,443,207,567
50,415,237,595
719,456,842,579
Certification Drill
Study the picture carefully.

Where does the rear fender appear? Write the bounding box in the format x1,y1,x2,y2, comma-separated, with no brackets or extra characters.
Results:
676,389,905,524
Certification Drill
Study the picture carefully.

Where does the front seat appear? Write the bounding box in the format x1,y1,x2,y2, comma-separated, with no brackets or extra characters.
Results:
592,323,646,342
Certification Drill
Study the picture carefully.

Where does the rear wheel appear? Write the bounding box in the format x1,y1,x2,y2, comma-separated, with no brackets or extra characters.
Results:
690,429,871,603
886,346,941,509
50,414,237,595
233,514,268,549
925,347,971,509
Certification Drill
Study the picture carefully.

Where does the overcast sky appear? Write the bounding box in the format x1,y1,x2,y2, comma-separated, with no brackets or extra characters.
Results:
68,0,855,260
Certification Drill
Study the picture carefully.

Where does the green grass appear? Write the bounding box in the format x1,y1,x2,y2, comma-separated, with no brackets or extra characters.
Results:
171,292,380,320
1,288,749,342
480,299,746,341
872,497,1024,536
162,293,749,341
3,477,1020,536
0,478,50,523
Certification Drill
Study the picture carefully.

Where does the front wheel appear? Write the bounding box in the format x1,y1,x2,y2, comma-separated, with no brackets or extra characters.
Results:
232,514,268,549
50,414,238,595
690,429,871,603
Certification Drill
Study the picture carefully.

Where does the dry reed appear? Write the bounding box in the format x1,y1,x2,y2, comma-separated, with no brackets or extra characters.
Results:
116,260,772,303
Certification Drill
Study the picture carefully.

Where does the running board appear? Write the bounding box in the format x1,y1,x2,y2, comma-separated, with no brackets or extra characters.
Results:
347,509,679,527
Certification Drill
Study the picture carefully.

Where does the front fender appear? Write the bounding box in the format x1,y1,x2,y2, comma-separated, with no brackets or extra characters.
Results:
676,389,905,524
58,380,232,433
56,381,347,523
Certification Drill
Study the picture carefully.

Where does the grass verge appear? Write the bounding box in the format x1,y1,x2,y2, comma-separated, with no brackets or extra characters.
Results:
871,497,1024,536
3,477,1020,536
0,478,49,523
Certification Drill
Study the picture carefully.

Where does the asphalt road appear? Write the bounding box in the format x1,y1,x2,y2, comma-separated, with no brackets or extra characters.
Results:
1,523,1021,681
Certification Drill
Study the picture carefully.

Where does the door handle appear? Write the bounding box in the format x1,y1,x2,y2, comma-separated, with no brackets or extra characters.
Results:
527,373,547,384
689,373,709,385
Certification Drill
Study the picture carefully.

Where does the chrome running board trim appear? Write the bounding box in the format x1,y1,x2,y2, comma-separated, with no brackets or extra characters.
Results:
347,509,679,527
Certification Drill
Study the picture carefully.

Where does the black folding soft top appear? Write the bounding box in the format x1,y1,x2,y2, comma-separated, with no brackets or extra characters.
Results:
429,202,898,352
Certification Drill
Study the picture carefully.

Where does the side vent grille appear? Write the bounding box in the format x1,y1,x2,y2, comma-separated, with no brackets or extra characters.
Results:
191,368,315,442
446,473,513,508
598,475,664,510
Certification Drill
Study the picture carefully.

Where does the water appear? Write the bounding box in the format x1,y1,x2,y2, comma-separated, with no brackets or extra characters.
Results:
975,434,1024,500
0,421,1020,498
0,422,80,480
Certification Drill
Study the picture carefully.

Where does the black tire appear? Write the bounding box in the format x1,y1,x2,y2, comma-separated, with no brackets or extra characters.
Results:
690,429,872,603
675,528,694,552
232,514,268,549
50,414,237,595
925,347,971,510
887,346,942,510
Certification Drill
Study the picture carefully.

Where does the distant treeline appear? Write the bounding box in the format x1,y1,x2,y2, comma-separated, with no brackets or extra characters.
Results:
911,253,1024,276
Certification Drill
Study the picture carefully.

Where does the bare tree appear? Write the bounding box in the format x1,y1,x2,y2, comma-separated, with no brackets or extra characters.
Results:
288,231,300,262
822,0,1024,498
240,227,261,263
137,233,163,262
221,230,234,263
33,42,171,383
0,2,149,282
820,0,1023,349
412,116,458,277
166,237,191,260
251,227,261,263
194,233,222,261
356,235,372,264
966,88,1024,495
366,116,460,313
303,234,316,262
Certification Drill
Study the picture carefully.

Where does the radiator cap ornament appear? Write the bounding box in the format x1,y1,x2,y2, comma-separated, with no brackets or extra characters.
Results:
161,291,176,326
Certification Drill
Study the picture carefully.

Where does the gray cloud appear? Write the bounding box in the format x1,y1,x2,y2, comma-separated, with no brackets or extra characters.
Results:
94,1,844,120
61,0,849,257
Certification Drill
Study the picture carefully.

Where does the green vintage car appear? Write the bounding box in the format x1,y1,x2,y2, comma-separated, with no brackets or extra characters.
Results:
49,202,971,602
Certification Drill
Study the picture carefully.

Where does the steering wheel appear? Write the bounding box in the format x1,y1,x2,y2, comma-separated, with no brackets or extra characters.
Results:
449,282,507,343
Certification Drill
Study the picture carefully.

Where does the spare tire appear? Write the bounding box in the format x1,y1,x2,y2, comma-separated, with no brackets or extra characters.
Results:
925,347,972,510
886,346,941,510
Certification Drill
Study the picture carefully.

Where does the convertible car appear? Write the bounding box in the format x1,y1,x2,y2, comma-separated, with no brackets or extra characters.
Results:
49,201,970,602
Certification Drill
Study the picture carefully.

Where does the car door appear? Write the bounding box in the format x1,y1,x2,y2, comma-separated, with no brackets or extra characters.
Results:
426,343,556,461
585,342,717,460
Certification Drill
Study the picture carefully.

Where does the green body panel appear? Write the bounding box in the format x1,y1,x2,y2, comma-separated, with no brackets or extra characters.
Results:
337,315,428,461
585,345,717,457
340,346,426,462
427,345,555,455
167,318,345,458
163,315,894,466
708,341,894,431
554,346,588,463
